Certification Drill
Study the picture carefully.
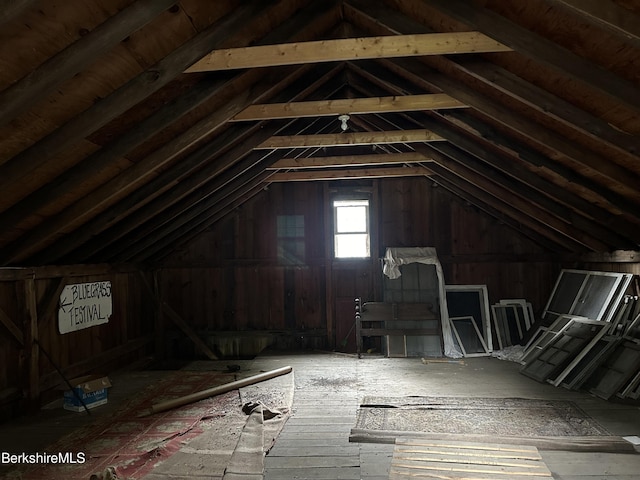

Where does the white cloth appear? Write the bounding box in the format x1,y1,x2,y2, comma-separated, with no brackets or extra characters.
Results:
382,247,462,358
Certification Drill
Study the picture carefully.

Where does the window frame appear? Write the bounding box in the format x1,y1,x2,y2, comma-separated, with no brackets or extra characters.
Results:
276,214,306,265
332,197,371,259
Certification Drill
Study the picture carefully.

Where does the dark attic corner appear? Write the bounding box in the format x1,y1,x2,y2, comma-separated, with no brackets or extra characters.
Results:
1,0,640,478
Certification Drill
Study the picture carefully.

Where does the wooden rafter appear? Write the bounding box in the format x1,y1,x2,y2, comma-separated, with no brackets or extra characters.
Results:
431,172,575,253
0,0,268,190
0,306,24,346
267,152,431,170
185,32,511,73
367,56,640,214
426,0,640,113
232,93,466,121
547,0,640,49
266,166,432,181
427,162,598,251
33,65,344,265
257,129,444,149
0,0,177,127
349,89,633,251
347,63,640,247
343,0,640,155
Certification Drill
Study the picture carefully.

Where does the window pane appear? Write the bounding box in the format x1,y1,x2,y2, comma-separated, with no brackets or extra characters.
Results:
336,205,367,233
335,233,369,258
277,215,304,237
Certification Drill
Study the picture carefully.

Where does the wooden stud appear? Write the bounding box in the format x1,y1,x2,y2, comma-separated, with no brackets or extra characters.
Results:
0,306,24,346
24,278,39,406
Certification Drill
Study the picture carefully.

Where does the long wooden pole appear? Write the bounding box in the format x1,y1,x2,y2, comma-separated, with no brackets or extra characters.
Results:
141,366,293,416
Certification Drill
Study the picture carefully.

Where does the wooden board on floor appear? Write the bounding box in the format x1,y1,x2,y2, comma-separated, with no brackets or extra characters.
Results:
389,438,552,479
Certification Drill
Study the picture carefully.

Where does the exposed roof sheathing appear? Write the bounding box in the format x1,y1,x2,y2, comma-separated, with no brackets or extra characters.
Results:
0,0,638,266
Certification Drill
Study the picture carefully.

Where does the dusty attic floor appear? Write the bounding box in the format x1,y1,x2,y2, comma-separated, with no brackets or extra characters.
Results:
1,352,640,479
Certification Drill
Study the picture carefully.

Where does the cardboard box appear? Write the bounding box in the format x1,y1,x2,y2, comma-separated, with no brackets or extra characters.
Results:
63,375,111,412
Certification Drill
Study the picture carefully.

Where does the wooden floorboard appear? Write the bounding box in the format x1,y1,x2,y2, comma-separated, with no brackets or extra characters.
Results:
390,439,552,479
268,445,360,457
263,466,361,479
263,353,640,480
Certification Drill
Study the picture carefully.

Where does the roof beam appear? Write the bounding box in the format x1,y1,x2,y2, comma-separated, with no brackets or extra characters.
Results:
257,129,444,149
232,93,466,121
0,0,268,191
430,171,576,253
425,0,640,113
348,61,640,246
267,152,430,170
547,0,640,49
371,57,640,207
266,166,432,181
25,67,340,261
349,79,636,250
0,0,177,127
417,149,607,251
43,68,344,264
344,0,639,157
185,32,511,73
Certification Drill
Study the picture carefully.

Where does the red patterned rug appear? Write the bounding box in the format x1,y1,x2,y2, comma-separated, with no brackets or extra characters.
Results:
8,370,234,480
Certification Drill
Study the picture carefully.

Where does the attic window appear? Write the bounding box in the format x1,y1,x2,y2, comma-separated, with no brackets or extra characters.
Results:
333,199,370,258
277,215,305,265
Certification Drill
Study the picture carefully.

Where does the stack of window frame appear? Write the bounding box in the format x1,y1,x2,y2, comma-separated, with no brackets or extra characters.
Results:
519,269,638,401
491,299,534,350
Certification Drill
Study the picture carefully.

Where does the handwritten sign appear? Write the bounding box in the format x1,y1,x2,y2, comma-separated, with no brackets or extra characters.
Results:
58,282,112,334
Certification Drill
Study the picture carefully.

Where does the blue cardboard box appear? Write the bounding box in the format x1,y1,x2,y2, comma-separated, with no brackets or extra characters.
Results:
63,375,111,412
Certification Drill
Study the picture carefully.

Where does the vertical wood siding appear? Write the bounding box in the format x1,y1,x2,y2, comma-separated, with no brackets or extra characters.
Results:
0,269,154,420
159,177,585,347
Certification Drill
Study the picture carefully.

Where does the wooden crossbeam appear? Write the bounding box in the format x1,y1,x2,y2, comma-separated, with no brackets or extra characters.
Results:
232,93,466,121
0,306,24,346
267,152,431,170
185,32,511,73
257,130,444,149
266,166,432,181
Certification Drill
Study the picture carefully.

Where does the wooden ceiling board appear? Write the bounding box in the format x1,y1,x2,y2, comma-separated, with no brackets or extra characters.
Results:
0,0,133,88
0,0,639,265
176,0,239,32
344,3,640,208
417,48,640,171
11,65,342,265
367,55,640,219
351,66,640,245
357,106,634,250
483,0,640,82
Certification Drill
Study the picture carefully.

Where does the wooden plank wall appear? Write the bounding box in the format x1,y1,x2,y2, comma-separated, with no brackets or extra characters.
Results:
160,177,577,350
0,266,154,421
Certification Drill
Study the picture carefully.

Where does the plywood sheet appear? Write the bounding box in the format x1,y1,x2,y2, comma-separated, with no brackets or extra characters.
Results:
389,438,552,479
